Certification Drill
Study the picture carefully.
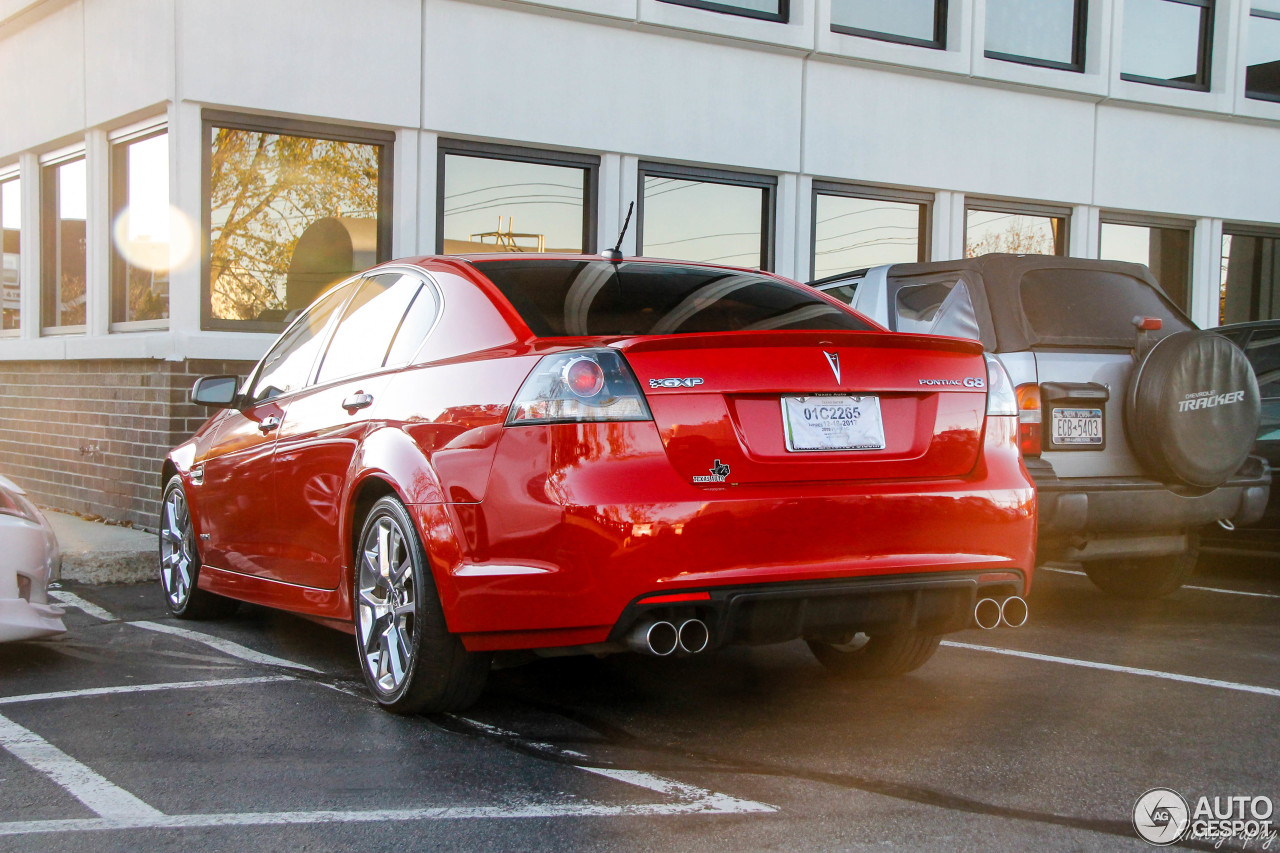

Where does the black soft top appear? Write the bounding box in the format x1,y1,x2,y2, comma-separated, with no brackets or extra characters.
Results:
882,254,1195,352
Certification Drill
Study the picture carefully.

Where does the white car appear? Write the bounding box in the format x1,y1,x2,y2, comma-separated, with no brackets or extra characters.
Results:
0,474,66,641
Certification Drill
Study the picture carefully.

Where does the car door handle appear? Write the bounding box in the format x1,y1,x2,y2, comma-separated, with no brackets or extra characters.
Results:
342,392,374,412
258,416,282,433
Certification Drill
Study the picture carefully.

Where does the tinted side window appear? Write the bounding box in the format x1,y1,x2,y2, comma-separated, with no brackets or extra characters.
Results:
385,284,439,366
1019,269,1193,346
896,280,981,342
1246,331,1280,399
250,285,350,403
317,273,422,383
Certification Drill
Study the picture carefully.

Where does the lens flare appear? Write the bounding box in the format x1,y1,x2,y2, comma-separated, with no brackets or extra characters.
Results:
112,204,196,273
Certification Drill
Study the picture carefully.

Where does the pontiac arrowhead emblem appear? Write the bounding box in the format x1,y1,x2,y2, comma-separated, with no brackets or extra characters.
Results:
823,351,841,383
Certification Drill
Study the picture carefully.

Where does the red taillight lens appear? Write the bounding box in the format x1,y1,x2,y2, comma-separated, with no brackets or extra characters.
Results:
564,357,605,398
1015,383,1042,456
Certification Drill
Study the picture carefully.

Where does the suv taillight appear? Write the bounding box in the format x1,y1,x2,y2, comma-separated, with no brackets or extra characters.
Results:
506,348,653,426
1015,383,1042,456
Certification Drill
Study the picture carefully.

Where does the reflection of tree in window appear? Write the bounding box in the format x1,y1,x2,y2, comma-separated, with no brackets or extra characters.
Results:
209,129,380,321
966,211,1062,257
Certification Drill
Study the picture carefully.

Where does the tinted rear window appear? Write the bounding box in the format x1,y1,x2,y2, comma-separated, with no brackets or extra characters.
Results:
1019,269,1193,346
473,260,874,337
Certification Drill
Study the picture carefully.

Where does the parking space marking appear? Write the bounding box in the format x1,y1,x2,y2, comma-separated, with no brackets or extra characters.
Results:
47,590,117,622
129,621,321,673
0,676,294,707
1041,566,1280,600
0,713,162,820
942,640,1280,698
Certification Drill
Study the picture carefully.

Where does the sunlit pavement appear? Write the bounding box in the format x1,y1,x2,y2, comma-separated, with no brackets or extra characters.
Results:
1,559,1277,852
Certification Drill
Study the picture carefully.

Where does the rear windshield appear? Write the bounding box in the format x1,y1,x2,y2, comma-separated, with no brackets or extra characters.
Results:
473,260,874,337
1019,269,1193,346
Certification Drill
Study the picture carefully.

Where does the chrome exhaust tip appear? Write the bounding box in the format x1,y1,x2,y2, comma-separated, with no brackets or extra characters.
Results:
1000,596,1029,628
974,597,1002,630
627,620,678,656
677,619,710,654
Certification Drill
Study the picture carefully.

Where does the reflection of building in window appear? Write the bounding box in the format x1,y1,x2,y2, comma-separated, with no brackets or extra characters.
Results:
1221,229,1280,324
41,157,87,328
1121,0,1215,90
1100,220,1192,310
206,119,389,328
439,148,592,255
0,176,19,331
812,185,928,279
966,207,1067,257
1246,7,1280,102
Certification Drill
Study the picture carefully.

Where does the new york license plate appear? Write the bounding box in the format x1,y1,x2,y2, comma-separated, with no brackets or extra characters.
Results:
781,395,887,452
1051,407,1103,447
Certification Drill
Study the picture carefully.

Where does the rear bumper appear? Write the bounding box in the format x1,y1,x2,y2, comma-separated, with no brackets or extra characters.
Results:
1030,455,1271,556
421,418,1037,652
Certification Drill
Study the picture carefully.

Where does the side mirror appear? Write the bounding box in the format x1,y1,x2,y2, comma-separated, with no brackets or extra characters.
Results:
191,375,241,408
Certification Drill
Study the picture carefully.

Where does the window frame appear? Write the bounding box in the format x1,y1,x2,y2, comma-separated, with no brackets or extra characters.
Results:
39,147,88,335
200,110,395,334
1221,222,1280,324
436,139,600,258
657,0,789,23
810,182,932,281
109,121,169,331
1119,0,1216,92
1098,212,1195,309
636,161,777,272
983,0,1089,73
964,198,1072,258
830,0,949,51
1246,7,1280,103
0,166,21,338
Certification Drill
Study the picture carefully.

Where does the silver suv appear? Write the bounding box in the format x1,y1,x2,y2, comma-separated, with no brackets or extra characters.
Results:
813,254,1271,598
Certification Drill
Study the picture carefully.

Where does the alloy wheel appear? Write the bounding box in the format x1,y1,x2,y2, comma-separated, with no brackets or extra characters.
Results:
357,515,418,694
159,488,195,608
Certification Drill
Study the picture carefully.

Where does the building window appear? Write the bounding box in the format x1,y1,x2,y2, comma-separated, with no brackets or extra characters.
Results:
0,175,19,332
1121,0,1215,90
111,129,171,325
1221,226,1280,324
41,155,87,329
1099,218,1193,311
811,183,930,280
437,141,598,256
830,0,948,50
638,163,775,271
965,202,1069,258
203,112,393,332
658,0,788,23
1247,6,1280,102
985,0,1088,71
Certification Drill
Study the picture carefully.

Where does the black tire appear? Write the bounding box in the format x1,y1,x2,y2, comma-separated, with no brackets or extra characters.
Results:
158,475,238,620
1083,549,1197,599
807,631,941,679
1126,331,1261,488
354,496,490,714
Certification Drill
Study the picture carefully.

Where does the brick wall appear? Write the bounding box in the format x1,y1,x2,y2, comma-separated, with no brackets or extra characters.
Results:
0,359,257,530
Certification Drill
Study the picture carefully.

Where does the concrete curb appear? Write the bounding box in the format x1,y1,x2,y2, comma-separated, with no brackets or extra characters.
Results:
60,551,156,585
44,510,157,585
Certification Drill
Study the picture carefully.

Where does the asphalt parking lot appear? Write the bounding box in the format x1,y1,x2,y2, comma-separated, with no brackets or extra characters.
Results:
2,558,1278,852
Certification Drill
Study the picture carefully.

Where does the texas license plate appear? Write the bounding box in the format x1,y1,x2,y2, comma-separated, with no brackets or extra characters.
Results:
1051,407,1103,447
781,395,886,452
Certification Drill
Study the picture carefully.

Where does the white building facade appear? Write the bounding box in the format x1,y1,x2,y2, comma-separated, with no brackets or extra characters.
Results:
1,0,1279,525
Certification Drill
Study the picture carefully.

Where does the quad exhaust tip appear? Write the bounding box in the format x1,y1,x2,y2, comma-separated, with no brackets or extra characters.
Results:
677,618,709,654
974,596,1029,629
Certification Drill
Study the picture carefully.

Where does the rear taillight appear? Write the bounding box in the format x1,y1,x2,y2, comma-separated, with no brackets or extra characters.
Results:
507,348,653,426
1015,383,1042,456
984,355,1017,416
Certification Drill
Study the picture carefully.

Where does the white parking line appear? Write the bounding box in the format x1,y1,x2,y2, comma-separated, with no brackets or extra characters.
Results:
47,591,116,622
129,621,321,673
942,640,1280,699
0,676,294,707
0,713,162,820
1041,566,1280,600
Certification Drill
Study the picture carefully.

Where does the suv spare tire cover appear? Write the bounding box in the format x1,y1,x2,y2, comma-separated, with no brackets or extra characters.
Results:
1125,330,1261,488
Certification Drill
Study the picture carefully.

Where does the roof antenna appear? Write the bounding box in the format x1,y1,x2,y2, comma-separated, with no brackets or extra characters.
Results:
601,201,634,263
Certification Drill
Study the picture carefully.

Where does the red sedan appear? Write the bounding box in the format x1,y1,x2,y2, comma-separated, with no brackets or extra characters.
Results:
163,255,1036,713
